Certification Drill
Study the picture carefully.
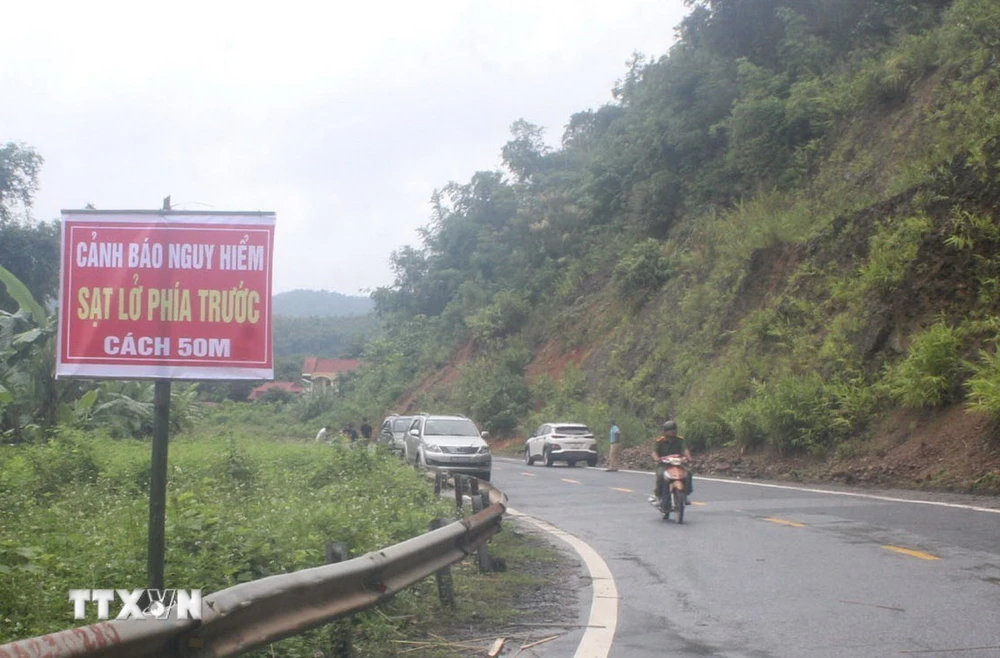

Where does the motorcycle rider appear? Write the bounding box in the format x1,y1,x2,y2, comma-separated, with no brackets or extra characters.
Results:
650,420,693,506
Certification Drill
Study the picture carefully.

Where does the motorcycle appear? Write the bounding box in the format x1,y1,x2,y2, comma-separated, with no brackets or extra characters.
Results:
656,454,688,523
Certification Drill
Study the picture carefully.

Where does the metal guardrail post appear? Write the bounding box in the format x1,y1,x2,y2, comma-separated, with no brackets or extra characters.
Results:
454,474,464,509
325,543,352,658
470,494,494,572
428,519,455,608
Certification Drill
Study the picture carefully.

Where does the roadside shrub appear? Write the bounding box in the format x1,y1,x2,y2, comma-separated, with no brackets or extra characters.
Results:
722,374,841,455
22,435,100,496
882,323,964,408
211,439,259,487
295,388,336,422
763,375,842,454
453,355,531,436
679,398,732,452
964,346,1000,419
827,369,880,434
721,393,770,451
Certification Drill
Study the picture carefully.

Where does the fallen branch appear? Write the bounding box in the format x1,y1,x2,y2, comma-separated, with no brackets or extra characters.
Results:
512,635,561,657
506,622,605,629
488,637,506,657
391,639,485,651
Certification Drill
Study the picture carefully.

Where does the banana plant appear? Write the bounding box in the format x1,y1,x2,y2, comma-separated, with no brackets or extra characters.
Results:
0,265,55,441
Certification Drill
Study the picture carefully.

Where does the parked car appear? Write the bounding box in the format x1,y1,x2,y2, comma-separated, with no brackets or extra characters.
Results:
524,422,598,467
378,414,413,455
403,414,491,481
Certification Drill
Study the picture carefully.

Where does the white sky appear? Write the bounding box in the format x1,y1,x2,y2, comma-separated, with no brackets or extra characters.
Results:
2,0,688,295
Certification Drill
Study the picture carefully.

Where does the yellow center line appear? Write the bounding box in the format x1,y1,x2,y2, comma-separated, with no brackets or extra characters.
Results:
692,501,707,506
762,517,806,528
882,545,939,561
520,472,537,477
561,478,581,484
611,487,633,493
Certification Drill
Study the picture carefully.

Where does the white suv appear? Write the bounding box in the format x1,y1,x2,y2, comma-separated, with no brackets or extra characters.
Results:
403,414,492,481
524,422,597,467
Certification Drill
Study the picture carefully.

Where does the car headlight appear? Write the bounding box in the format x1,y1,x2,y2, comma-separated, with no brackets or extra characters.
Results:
476,446,490,454
425,444,443,453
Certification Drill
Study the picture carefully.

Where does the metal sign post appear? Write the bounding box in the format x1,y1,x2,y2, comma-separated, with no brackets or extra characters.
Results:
148,379,170,590
148,196,172,590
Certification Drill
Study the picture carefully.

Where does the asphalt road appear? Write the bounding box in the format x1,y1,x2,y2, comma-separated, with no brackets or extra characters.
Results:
490,457,1000,658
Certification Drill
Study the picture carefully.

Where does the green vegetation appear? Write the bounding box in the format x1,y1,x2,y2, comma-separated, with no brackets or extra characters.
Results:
883,323,964,409
0,418,448,652
272,289,374,317
0,406,567,655
335,0,1000,462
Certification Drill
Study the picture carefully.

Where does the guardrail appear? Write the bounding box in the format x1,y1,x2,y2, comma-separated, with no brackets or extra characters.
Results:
0,477,507,658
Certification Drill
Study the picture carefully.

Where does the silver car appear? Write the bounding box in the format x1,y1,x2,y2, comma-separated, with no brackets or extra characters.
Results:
524,422,598,467
404,414,491,481
378,415,413,455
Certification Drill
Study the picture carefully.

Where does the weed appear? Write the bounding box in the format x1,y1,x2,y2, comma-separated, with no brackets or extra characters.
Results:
883,322,964,408
964,346,1000,419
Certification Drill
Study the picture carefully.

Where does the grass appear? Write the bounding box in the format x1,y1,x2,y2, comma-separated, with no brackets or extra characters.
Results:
0,404,574,657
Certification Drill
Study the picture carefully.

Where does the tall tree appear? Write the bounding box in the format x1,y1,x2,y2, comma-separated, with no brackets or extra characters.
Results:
0,143,58,311
0,143,43,224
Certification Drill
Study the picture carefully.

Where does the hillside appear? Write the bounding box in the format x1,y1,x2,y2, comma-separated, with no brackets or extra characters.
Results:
273,289,374,317
338,0,1000,494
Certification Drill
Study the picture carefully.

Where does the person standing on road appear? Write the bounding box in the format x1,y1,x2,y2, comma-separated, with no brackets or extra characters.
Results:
360,418,373,442
606,420,621,472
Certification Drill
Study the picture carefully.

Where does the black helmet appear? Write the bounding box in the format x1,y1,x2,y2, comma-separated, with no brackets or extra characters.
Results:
662,420,677,431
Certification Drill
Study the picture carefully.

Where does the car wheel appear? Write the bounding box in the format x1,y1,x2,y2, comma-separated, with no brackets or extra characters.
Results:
567,460,577,467
587,457,597,467
524,447,535,466
544,447,554,467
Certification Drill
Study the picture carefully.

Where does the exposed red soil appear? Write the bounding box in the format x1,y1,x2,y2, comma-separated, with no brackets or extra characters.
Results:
395,340,475,413
524,340,591,384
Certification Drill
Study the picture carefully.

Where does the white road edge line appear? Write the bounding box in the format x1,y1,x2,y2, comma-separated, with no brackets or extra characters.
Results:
507,507,618,658
494,458,1000,514
694,475,1000,514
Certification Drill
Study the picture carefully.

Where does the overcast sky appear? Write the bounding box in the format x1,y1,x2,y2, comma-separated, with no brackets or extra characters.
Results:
2,0,688,295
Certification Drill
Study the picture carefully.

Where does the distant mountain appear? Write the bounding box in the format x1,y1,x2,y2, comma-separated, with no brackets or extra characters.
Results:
273,289,374,317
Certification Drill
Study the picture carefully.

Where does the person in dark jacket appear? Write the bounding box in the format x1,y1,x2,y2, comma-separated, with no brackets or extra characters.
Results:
650,420,692,504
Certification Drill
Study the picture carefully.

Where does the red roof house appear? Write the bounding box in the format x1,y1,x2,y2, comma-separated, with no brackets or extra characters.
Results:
248,381,306,401
302,357,362,389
